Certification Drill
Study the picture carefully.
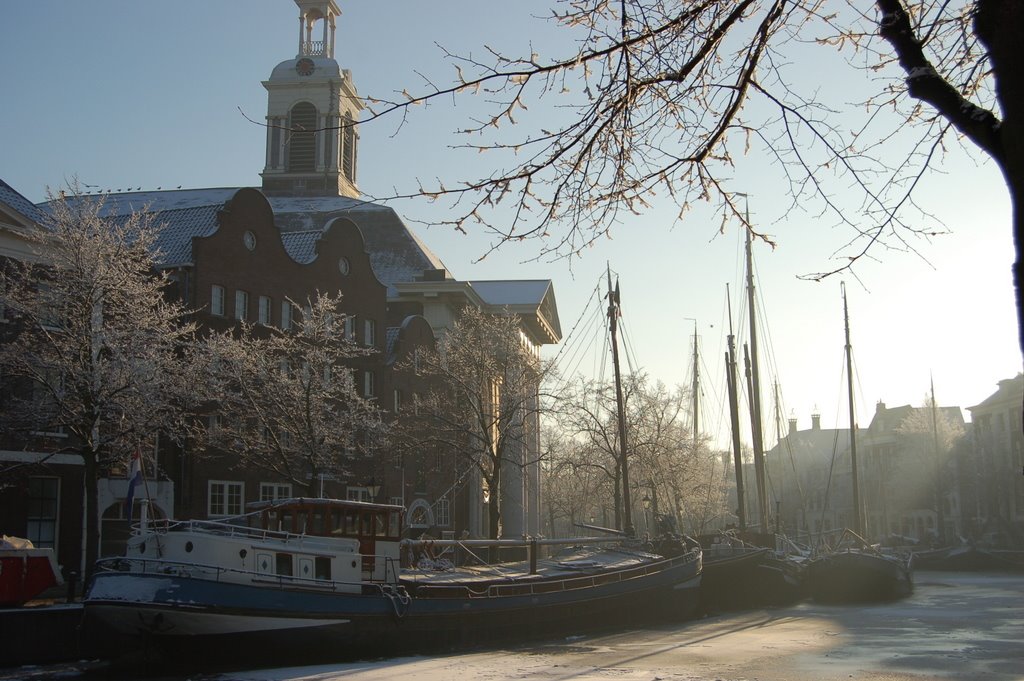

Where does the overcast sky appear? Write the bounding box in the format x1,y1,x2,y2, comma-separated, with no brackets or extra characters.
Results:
2,1,1019,450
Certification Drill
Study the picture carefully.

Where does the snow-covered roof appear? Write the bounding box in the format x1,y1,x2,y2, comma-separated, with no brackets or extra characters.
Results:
0,178,48,226
469,280,551,307
41,187,448,294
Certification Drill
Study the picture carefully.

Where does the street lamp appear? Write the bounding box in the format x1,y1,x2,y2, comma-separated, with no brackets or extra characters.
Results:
642,495,652,535
367,477,381,502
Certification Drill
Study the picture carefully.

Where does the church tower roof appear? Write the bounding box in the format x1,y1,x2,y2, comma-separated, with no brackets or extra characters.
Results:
261,0,362,198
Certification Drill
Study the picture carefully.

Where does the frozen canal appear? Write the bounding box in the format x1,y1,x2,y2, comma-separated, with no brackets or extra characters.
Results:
4,571,1021,681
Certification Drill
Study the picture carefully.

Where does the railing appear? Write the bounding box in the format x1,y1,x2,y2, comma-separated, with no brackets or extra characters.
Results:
94,555,404,594
411,549,699,600
133,518,357,552
302,40,326,56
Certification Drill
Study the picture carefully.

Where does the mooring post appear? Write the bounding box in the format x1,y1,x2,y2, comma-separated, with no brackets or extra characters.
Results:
529,538,538,574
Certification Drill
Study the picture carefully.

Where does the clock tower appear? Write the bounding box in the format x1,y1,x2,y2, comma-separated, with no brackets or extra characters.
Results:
261,0,361,198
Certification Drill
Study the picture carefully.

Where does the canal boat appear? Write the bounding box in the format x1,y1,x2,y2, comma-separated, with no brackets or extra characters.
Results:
696,531,805,612
806,289,914,604
0,536,62,607
83,497,702,663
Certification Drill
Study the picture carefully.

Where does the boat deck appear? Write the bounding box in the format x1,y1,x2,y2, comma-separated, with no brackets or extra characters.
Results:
400,544,665,587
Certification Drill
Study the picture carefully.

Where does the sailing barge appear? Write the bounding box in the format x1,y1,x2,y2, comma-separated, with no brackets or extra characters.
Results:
84,497,702,662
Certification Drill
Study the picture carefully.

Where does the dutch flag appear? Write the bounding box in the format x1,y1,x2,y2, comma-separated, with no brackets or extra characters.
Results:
125,449,143,519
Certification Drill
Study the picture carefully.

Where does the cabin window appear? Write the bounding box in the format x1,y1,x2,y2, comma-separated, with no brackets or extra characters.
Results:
275,553,293,576
388,510,401,539
360,512,373,537
345,510,358,535
280,510,294,532
315,557,331,580
311,510,325,535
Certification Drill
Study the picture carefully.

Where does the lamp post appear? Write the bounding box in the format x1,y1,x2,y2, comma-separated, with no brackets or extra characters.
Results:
367,478,381,503
642,494,652,536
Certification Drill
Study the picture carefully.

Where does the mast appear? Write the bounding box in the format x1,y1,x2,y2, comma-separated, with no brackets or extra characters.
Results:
691,322,699,448
725,285,747,531
930,375,946,545
744,217,770,532
842,283,863,536
607,266,635,537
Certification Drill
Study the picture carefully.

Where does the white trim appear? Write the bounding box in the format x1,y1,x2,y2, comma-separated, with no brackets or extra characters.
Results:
0,450,82,465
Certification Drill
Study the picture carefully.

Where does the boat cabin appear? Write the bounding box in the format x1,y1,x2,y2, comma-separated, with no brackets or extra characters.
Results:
246,497,405,580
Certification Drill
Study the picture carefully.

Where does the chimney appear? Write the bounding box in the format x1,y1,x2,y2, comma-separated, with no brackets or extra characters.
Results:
876,400,886,414
788,416,797,436
811,411,821,430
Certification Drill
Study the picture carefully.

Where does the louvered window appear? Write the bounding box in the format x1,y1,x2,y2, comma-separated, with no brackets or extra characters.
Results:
287,102,318,172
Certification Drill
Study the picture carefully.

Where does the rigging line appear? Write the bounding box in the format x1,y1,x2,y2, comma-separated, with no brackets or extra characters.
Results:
619,314,642,377
554,298,606,382
550,278,603,365
818,351,850,549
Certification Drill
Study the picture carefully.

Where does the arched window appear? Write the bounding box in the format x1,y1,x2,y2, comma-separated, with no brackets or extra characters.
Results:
287,102,318,172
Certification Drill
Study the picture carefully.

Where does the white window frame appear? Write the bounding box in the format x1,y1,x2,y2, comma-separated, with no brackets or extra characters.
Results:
260,482,292,502
344,315,356,341
346,487,371,502
435,497,450,527
281,300,293,330
363,318,375,347
208,480,244,517
258,295,272,325
234,290,249,321
364,370,375,397
210,285,225,316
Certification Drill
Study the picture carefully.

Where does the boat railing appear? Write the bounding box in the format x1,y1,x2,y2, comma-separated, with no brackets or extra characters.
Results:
94,555,401,592
133,518,356,552
411,548,699,599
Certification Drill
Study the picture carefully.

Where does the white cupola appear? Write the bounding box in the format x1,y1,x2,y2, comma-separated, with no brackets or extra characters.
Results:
261,0,361,198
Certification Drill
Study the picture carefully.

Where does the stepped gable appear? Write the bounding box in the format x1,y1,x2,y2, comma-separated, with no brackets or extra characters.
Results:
42,188,448,292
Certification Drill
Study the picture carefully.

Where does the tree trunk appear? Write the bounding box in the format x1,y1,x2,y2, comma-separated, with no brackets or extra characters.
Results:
82,448,99,584
975,0,1024,357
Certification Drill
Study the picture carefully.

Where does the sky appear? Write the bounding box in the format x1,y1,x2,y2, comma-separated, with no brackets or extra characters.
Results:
1,1,1020,451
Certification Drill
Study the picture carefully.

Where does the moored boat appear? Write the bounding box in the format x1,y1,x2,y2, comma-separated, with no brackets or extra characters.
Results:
83,497,702,664
806,530,913,603
696,532,804,612
0,536,62,607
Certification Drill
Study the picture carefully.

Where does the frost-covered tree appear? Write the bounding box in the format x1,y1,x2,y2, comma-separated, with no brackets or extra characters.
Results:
0,189,197,579
397,307,554,539
200,291,386,495
896,395,966,543
363,0,1023,353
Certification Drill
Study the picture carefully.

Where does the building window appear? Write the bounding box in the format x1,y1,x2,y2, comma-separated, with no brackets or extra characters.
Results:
364,319,376,347
393,389,402,414
344,315,356,341
258,296,272,325
389,496,404,507
364,370,375,397
27,477,59,550
435,497,450,527
235,290,249,321
347,487,371,503
260,483,292,502
208,480,244,517
211,285,225,316
281,301,293,330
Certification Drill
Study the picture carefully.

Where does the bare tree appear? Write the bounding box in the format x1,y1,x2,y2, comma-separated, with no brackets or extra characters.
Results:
200,291,386,495
357,1,1022,352
896,396,966,543
397,307,554,539
0,189,197,579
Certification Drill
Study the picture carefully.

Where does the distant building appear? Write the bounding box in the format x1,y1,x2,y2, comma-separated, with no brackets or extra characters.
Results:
965,373,1024,546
